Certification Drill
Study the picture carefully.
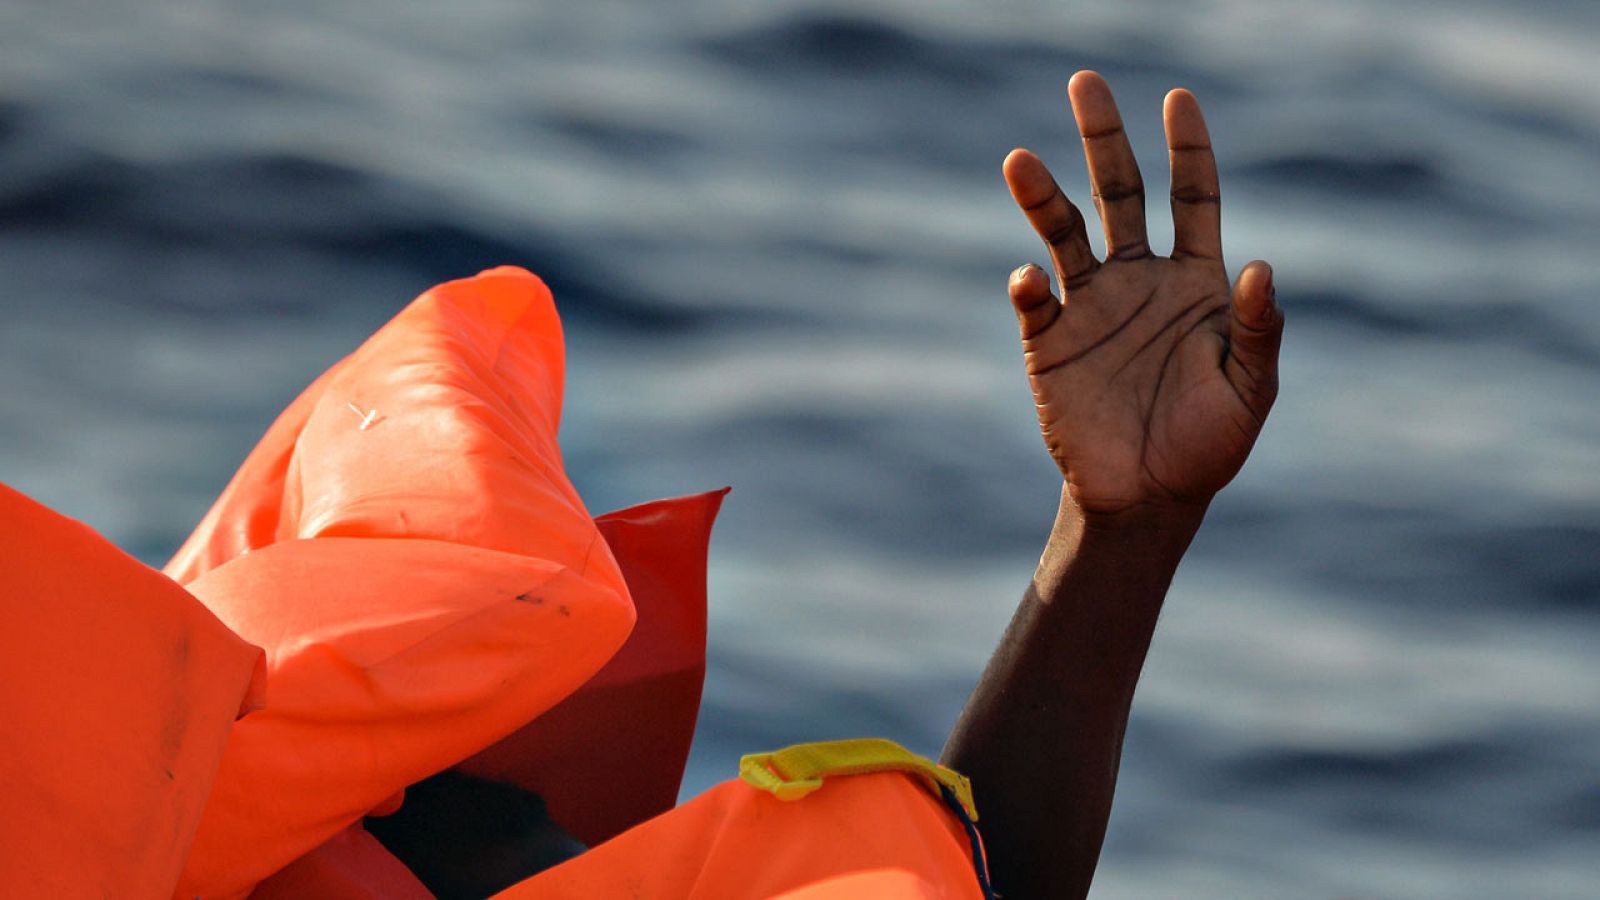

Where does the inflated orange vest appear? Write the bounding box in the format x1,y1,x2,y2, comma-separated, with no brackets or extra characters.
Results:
0,483,265,899
166,267,645,898
455,488,727,848
502,740,992,900
248,487,725,898
8,265,989,898
247,823,434,900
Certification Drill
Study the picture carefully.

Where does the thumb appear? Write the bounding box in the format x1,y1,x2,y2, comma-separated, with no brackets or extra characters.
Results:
1225,260,1283,417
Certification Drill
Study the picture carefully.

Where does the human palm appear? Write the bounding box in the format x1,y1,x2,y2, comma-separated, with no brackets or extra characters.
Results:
1004,72,1283,517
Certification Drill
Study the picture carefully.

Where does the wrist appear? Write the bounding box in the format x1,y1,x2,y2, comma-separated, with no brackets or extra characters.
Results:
1069,486,1208,540
1040,484,1208,581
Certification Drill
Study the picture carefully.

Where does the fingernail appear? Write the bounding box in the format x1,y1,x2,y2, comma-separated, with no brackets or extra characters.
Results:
1011,263,1038,282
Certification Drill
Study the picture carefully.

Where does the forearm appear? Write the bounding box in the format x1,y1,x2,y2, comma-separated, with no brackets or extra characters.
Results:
941,486,1205,900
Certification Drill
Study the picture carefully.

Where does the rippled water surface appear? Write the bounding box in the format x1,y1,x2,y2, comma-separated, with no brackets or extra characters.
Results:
2,2,1597,896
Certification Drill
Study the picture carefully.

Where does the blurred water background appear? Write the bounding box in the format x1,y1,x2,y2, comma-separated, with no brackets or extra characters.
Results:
2,1,1597,896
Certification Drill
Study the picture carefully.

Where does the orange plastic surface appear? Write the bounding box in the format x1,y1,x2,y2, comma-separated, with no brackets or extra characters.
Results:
0,484,265,900
499,772,984,900
249,824,434,900
166,267,636,898
457,487,728,846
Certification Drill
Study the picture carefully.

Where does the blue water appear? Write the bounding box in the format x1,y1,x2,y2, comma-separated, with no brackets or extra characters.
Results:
3,2,1597,896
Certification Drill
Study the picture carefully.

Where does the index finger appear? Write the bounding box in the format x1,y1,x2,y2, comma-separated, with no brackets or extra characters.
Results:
1003,148,1099,292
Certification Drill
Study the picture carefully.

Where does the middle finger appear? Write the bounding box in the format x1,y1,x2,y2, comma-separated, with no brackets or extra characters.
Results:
1068,71,1150,260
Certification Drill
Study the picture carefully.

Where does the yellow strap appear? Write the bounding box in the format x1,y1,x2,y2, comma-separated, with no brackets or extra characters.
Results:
739,737,979,821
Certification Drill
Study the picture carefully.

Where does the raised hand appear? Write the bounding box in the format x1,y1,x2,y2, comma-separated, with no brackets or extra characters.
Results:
1004,71,1282,519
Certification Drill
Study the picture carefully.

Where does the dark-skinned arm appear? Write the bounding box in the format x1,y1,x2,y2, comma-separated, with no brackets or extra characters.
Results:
942,492,1204,899
942,70,1283,900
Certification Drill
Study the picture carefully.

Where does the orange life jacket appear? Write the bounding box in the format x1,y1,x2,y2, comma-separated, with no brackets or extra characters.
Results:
454,488,727,849
246,487,726,899
247,823,434,900
165,267,645,898
501,740,992,900
0,483,264,899
7,265,989,899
